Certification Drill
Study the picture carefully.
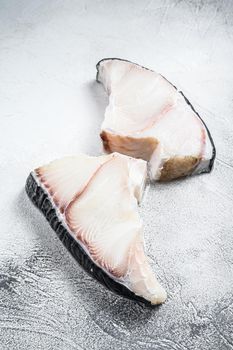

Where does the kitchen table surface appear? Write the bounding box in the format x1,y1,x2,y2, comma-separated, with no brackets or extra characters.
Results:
0,1,233,349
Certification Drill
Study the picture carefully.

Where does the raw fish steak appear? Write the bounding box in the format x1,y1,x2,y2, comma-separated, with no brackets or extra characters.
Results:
96,58,216,181
26,153,166,306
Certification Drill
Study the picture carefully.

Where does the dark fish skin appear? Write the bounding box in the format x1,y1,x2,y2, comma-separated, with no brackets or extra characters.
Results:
25,173,155,308
179,91,216,173
96,58,216,174
96,57,154,82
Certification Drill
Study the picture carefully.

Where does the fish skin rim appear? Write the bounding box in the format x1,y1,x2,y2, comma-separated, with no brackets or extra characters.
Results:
96,57,216,173
25,172,159,308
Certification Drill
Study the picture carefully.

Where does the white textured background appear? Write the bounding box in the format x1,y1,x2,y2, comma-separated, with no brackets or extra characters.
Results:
0,1,233,349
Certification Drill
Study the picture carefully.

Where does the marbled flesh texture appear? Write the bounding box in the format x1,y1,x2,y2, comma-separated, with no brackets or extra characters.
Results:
25,153,166,306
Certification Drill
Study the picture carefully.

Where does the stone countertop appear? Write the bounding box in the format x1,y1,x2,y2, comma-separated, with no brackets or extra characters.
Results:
0,1,232,349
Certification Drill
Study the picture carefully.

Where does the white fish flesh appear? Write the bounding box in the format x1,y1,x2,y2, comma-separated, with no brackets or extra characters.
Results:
96,58,216,181
26,152,166,306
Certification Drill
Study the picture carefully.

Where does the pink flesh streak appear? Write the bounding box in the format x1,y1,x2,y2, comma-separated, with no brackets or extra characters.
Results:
65,156,114,219
65,155,128,278
137,103,174,134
